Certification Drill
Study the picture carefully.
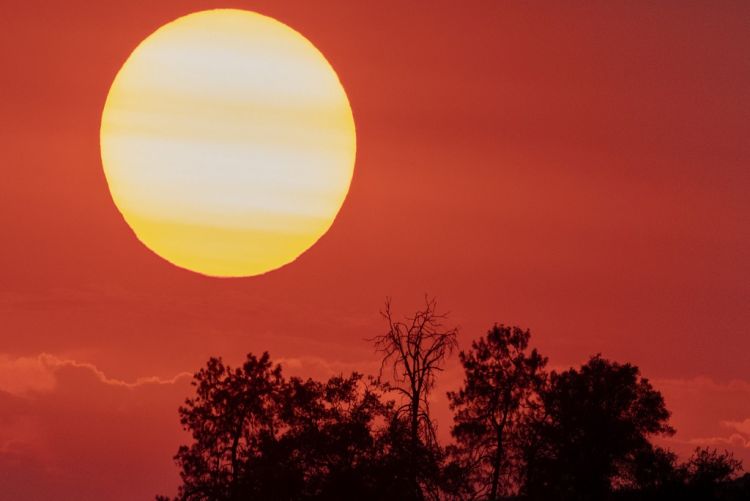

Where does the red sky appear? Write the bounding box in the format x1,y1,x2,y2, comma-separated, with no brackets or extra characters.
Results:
1,1,749,498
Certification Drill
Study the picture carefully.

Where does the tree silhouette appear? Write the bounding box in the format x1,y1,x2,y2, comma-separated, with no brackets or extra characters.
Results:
522,355,675,501
173,352,284,500
275,372,392,499
160,302,747,501
167,352,395,500
682,447,743,499
447,325,547,499
623,445,682,495
614,446,747,500
371,297,458,499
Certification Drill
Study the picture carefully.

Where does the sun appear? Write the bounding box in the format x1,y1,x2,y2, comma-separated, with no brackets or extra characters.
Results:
100,9,356,277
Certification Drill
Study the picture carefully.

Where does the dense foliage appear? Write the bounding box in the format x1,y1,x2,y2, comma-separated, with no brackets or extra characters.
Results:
160,303,746,500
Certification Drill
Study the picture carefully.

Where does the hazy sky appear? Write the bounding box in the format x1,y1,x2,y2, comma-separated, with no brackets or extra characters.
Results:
1,1,748,498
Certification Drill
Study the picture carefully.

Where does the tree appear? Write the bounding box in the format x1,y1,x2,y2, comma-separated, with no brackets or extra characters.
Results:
160,308,745,501
682,447,743,499
173,352,284,500
167,352,393,500
371,297,458,500
448,325,547,499
277,372,392,499
523,355,675,501
625,445,681,493
614,447,746,501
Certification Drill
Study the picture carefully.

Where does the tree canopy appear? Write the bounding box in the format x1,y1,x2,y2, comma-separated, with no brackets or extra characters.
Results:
522,355,675,500
448,325,547,498
160,302,746,500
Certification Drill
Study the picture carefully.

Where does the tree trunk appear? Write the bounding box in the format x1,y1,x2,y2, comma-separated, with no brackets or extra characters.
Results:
411,398,423,500
229,432,240,498
490,417,507,500
490,436,502,500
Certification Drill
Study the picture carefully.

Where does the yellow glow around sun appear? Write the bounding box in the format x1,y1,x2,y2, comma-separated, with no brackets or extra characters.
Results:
100,9,356,277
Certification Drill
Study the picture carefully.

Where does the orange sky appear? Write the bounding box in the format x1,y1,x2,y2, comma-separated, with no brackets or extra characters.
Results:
1,1,749,498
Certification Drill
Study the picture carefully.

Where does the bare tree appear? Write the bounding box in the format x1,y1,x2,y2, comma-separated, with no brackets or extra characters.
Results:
371,297,458,499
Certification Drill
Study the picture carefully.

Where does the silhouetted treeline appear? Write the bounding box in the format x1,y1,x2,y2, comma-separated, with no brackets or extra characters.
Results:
158,300,746,500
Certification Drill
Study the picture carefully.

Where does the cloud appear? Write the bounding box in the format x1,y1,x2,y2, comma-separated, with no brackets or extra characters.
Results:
656,377,750,396
723,418,750,437
0,352,194,500
275,355,380,378
686,434,750,449
654,377,750,464
686,418,750,450
0,355,57,394
0,353,192,396
0,415,45,457
0,353,197,501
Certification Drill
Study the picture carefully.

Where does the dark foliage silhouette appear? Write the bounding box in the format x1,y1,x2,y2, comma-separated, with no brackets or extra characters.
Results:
161,301,746,500
447,325,547,499
681,447,744,500
522,355,675,500
163,352,404,500
615,447,746,501
172,353,283,499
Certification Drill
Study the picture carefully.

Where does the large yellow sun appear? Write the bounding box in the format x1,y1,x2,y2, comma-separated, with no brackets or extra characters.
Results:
100,9,356,277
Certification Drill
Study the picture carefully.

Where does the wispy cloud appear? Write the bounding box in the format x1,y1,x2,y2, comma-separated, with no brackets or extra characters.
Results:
275,355,380,378
654,376,750,463
685,434,750,449
723,418,750,437
0,353,192,396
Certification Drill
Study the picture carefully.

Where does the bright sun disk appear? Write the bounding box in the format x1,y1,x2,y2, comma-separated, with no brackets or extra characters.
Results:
100,9,356,277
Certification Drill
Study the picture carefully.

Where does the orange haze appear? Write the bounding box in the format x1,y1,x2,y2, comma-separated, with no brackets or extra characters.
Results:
1,1,748,498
